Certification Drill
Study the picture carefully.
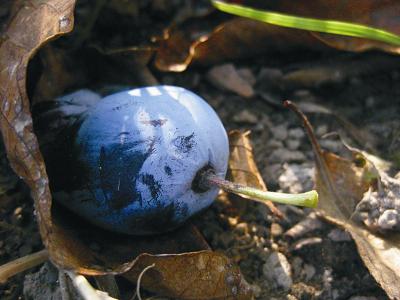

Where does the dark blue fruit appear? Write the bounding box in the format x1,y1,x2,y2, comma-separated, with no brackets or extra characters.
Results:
45,86,229,235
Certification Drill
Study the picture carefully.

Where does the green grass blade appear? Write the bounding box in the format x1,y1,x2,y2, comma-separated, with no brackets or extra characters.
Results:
212,0,400,46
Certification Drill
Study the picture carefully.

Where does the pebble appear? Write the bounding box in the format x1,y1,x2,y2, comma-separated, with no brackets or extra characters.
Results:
328,228,352,242
234,222,249,235
232,110,258,124
285,139,301,151
377,209,399,230
302,264,316,281
278,163,314,194
285,213,325,239
288,128,305,140
23,263,64,299
266,140,284,150
257,67,283,83
272,124,288,141
319,139,343,153
206,64,255,98
263,252,293,291
315,124,328,137
250,283,262,298
270,223,284,237
292,237,323,251
269,149,306,164
263,163,282,188
237,68,256,86
291,256,303,278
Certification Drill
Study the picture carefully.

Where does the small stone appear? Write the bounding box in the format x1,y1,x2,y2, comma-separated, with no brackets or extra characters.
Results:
263,163,283,187
237,68,256,86
302,264,316,281
378,209,399,230
328,228,351,242
233,110,258,124
286,139,301,151
272,124,288,141
251,284,262,298
263,252,293,291
257,67,283,83
292,237,323,251
320,139,342,153
234,222,249,235
269,149,306,164
266,140,284,150
291,256,303,278
271,223,284,237
292,89,313,100
288,128,305,139
24,263,64,299
207,64,255,98
278,163,313,193
316,125,328,136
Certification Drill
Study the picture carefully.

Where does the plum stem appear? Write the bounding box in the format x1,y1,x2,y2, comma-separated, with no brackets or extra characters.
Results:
204,173,318,208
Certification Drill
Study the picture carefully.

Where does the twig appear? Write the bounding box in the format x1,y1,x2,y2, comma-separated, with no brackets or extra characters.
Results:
0,249,48,283
65,271,117,300
135,263,156,300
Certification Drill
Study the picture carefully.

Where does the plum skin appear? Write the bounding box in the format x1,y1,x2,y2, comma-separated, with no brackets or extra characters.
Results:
54,86,229,235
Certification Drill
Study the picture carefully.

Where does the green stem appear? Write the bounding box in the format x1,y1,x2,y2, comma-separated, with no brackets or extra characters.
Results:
205,174,318,208
212,0,400,46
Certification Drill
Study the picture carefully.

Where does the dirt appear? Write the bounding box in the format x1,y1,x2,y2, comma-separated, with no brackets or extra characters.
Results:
1,1,400,299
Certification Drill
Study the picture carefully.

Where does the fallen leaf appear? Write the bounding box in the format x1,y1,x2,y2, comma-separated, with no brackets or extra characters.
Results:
228,130,282,217
124,251,252,299
206,64,255,98
155,18,324,72
155,1,400,72
285,100,400,300
0,0,76,266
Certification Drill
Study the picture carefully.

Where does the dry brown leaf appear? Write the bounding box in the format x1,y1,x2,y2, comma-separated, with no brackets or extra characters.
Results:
228,130,282,217
155,18,324,72
124,251,252,300
0,0,76,264
286,101,400,300
155,1,400,72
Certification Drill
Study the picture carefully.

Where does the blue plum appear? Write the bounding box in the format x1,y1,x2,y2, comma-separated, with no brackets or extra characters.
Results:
48,86,229,235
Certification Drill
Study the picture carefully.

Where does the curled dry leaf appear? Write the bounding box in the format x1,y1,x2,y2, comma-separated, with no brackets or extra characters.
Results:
0,0,76,265
155,18,323,72
286,101,400,300
228,130,282,217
